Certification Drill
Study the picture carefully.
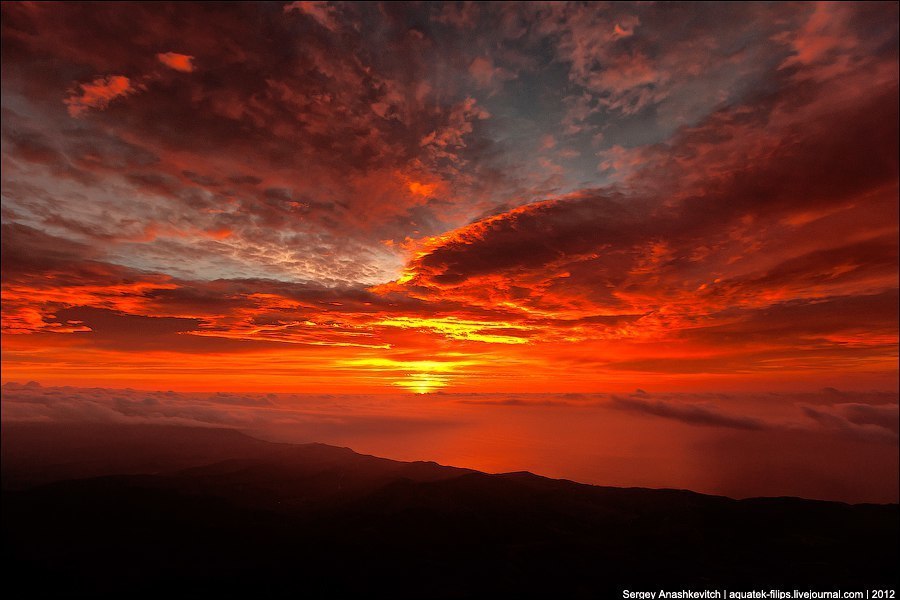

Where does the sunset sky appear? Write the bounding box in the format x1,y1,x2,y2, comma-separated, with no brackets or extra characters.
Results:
1,2,898,500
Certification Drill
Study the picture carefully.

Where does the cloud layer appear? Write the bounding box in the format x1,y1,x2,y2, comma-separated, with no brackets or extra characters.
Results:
3,382,896,502
1,2,897,394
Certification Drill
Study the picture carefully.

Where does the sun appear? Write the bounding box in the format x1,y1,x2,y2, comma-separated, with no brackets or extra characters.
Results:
394,373,448,394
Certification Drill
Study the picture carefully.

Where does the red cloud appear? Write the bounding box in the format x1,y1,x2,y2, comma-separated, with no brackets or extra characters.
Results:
284,1,339,32
468,56,515,89
64,75,138,117
157,52,194,72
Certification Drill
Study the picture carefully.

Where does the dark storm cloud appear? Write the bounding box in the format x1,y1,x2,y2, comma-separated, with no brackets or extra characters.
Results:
608,395,768,431
802,405,899,443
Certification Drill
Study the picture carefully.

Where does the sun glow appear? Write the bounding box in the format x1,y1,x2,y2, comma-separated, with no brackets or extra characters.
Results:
393,373,448,394
374,316,531,344
340,357,474,393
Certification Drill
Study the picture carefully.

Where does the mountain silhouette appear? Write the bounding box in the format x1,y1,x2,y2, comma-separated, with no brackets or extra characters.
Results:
3,422,897,597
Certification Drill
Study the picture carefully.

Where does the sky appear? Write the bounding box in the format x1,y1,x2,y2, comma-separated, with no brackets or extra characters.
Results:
1,2,898,500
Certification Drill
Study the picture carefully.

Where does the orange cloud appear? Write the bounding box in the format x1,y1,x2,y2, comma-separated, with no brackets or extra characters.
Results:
407,181,436,197
64,75,138,117
157,52,195,73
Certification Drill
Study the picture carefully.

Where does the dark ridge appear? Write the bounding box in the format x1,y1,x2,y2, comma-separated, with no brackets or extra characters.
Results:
2,421,897,597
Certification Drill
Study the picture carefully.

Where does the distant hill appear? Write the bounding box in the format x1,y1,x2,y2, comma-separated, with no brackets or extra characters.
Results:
2,422,897,597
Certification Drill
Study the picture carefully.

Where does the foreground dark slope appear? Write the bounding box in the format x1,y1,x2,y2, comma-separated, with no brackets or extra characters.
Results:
2,423,897,597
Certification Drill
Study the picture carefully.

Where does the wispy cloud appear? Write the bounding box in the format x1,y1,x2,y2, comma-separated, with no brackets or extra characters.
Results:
64,75,140,117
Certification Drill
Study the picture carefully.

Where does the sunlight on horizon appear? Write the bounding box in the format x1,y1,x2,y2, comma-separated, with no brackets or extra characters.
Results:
393,373,449,394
